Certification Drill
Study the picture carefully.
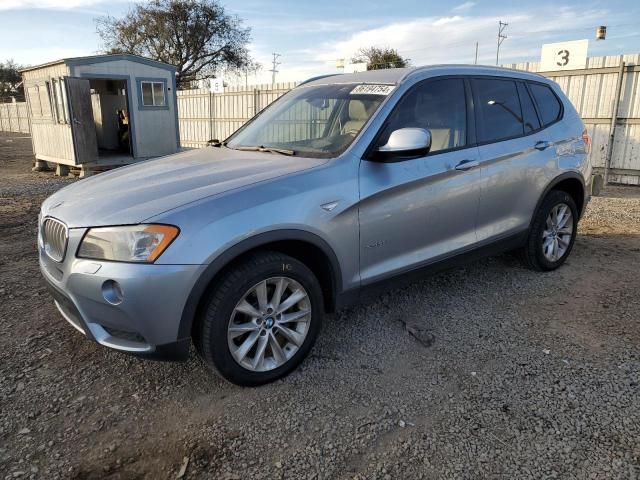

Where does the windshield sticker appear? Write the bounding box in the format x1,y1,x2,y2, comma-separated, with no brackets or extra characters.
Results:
350,84,395,96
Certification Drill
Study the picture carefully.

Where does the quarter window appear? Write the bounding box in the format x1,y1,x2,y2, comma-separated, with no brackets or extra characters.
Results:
379,78,467,153
140,81,166,107
529,82,562,126
473,78,524,143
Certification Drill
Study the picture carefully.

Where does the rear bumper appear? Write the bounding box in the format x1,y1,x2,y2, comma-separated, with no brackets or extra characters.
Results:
39,231,206,361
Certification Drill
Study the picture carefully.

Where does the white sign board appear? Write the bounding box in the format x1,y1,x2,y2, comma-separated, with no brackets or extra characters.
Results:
540,40,588,71
344,62,368,73
210,78,224,94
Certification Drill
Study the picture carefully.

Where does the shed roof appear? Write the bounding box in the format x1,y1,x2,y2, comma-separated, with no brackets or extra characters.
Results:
20,53,177,73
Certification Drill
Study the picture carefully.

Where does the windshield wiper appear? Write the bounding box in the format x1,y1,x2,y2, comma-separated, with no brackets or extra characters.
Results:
234,145,296,156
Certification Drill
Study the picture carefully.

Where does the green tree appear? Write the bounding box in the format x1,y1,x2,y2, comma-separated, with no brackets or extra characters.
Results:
96,0,253,88
0,60,24,101
352,47,410,70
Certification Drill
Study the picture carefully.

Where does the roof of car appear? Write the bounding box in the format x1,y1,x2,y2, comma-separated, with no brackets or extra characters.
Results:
300,64,547,87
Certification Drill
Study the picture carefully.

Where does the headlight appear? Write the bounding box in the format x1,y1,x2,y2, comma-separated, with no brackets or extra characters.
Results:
78,224,179,263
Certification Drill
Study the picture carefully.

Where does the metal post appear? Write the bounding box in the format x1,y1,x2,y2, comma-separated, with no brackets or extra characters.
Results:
604,60,625,186
474,42,478,65
496,21,508,66
208,91,214,143
269,53,281,86
211,91,216,142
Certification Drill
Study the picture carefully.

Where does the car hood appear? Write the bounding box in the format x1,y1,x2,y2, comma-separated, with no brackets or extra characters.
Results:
41,147,326,228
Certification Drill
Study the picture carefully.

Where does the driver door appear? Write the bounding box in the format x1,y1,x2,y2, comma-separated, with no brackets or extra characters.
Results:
358,77,482,285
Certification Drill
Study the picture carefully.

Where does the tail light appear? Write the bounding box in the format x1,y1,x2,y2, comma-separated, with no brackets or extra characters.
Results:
582,129,592,154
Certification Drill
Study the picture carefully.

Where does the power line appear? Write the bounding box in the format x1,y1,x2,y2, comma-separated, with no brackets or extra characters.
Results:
496,20,508,66
269,53,281,85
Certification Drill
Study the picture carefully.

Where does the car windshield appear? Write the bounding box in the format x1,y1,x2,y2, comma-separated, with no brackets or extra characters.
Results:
225,83,393,158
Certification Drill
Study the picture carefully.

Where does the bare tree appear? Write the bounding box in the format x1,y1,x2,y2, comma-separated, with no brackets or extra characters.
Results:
96,0,253,88
0,60,24,102
352,47,410,70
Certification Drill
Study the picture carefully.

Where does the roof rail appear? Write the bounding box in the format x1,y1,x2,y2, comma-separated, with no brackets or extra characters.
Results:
298,74,340,86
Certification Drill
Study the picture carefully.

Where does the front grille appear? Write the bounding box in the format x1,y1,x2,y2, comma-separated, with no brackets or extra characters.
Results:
42,218,68,262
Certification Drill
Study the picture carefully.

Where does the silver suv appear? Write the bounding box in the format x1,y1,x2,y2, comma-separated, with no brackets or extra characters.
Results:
39,65,591,386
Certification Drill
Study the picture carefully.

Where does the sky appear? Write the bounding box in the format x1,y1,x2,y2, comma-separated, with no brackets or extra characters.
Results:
1,0,639,85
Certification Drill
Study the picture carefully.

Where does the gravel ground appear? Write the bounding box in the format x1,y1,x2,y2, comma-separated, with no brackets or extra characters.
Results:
1,131,639,479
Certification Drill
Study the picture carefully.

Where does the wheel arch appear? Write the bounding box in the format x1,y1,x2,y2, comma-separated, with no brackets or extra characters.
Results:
178,230,342,341
531,172,586,228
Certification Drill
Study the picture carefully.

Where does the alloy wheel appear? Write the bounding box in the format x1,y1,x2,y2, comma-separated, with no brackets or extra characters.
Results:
542,203,574,262
227,276,311,372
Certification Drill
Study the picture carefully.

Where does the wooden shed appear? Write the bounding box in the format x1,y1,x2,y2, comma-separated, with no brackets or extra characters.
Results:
21,54,180,176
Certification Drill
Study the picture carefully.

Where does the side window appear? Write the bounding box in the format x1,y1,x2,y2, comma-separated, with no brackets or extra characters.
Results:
380,78,467,154
517,82,541,133
473,78,524,143
140,81,166,107
529,82,562,126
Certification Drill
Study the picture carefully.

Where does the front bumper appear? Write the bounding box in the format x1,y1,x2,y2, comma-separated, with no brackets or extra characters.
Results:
39,226,206,360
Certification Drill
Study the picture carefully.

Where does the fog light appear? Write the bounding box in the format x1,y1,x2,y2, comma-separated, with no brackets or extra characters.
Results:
102,280,124,305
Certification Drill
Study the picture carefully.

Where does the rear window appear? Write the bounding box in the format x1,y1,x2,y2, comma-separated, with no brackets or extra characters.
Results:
529,82,562,126
473,78,524,143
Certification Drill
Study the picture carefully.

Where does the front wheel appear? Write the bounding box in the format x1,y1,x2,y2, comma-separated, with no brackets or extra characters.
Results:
194,251,323,386
519,190,578,271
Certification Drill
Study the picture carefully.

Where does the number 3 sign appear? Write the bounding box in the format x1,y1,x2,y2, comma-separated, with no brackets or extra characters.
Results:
541,40,588,71
556,49,570,67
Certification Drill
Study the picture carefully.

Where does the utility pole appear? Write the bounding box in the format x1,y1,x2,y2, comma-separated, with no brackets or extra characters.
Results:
496,21,508,66
474,42,478,65
269,53,281,85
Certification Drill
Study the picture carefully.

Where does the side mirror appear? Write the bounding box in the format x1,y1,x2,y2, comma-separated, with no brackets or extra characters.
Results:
374,128,431,160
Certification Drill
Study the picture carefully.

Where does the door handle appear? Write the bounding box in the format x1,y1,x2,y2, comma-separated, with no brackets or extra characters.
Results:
455,159,480,171
535,140,552,150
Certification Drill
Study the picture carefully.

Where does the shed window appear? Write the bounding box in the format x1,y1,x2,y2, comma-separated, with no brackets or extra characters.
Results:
27,85,52,118
27,86,42,117
51,78,69,124
140,81,166,107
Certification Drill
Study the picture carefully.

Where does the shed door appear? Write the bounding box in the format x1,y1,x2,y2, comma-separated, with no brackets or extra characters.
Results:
65,77,98,164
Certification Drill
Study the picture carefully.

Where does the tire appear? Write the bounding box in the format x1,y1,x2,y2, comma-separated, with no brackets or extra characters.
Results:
519,189,578,271
194,251,323,386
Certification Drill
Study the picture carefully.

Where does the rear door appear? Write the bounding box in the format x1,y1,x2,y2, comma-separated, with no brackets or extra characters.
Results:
65,77,98,164
358,77,482,285
472,77,554,242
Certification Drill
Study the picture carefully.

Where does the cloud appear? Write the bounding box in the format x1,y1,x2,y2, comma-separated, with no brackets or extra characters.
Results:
452,2,476,13
313,7,608,67
0,0,111,10
245,5,614,83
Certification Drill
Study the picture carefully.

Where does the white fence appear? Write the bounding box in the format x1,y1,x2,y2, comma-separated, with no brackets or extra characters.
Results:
177,82,297,148
0,102,30,134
